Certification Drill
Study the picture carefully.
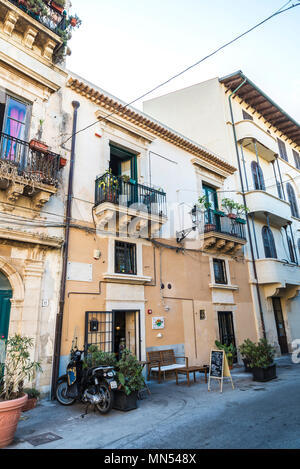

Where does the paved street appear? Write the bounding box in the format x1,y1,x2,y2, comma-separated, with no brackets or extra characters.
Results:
6,357,300,450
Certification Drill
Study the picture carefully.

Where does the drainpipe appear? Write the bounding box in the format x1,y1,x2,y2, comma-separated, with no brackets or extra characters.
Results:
51,101,80,398
228,82,266,339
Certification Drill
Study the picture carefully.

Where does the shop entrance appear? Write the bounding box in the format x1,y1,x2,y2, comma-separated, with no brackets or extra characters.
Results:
85,310,141,360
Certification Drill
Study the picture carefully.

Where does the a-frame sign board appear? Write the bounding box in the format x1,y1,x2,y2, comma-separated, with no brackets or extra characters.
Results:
208,350,234,393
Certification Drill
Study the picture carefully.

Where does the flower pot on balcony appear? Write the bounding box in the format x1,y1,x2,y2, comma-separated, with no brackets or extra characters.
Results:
228,213,237,219
214,210,226,217
29,139,48,153
70,17,77,27
0,394,28,448
205,223,216,232
236,218,246,224
51,1,64,14
59,157,67,168
252,364,277,382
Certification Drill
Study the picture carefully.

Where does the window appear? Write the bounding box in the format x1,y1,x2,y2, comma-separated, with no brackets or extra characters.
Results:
251,161,265,191
277,138,288,162
276,181,283,200
202,184,219,228
293,150,300,170
287,236,296,264
115,241,136,275
286,183,299,218
262,226,277,259
298,239,300,257
242,110,253,121
213,259,228,285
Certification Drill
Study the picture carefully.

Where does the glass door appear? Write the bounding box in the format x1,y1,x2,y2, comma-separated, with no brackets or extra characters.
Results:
272,298,289,354
203,184,220,229
218,311,237,362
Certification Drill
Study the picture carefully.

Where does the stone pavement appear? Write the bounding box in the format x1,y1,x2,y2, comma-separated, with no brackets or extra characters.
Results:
6,356,299,450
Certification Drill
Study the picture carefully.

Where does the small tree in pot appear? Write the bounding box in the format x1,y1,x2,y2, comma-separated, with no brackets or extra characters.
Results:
114,349,145,411
0,335,41,448
240,338,277,382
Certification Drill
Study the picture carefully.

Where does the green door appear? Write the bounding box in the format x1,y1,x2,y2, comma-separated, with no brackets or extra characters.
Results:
0,290,12,341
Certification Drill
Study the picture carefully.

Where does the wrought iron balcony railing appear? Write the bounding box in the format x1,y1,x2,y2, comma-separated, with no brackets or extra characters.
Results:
8,0,67,36
95,172,167,218
204,209,246,240
0,132,61,187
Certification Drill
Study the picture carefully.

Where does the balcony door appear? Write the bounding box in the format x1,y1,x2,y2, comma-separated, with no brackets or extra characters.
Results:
203,184,220,229
109,144,138,206
272,298,289,355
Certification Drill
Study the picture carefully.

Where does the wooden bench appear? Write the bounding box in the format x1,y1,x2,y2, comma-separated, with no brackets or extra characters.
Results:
147,349,188,384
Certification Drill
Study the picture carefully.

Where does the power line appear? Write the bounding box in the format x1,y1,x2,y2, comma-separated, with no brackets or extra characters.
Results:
63,1,300,145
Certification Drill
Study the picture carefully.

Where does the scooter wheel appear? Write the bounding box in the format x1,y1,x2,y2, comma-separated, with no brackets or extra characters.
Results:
96,383,113,414
56,380,76,406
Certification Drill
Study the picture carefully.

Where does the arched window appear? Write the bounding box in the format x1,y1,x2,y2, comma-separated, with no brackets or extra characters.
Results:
287,236,296,264
262,226,277,259
251,161,265,191
286,183,299,218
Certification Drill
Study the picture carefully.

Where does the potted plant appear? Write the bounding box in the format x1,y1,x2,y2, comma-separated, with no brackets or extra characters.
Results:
198,195,216,231
83,345,117,369
239,338,256,372
99,170,119,203
51,0,66,14
29,139,49,153
221,198,238,219
215,340,236,370
114,349,145,412
22,388,40,412
0,335,41,448
235,203,249,224
246,339,277,382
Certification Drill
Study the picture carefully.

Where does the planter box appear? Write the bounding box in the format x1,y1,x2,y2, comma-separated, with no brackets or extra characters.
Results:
113,390,138,412
252,364,277,382
29,139,49,153
242,358,252,373
228,213,237,219
0,394,28,448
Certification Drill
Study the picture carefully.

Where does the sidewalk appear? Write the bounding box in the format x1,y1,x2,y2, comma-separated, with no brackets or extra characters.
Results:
7,356,297,449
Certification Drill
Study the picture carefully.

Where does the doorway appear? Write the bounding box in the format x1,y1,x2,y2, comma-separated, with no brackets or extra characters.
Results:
0,272,12,340
218,311,237,362
114,310,140,360
272,297,289,354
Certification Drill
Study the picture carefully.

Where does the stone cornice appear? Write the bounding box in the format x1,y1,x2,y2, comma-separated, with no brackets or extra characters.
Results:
0,227,63,248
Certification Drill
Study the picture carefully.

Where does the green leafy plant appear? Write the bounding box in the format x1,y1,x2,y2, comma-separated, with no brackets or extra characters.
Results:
215,340,236,367
197,195,213,211
83,345,117,369
235,203,249,218
116,349,145,396
23,387,41,399
0,335,41,402
239,339,275,369
221,198,237,215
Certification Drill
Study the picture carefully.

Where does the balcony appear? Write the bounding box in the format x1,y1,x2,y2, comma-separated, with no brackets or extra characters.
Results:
0,131,61,209
235,120,278,162
94,172,167,236
245,190,291,227
202,210,247,254
255,258,300,298
1,0,65,64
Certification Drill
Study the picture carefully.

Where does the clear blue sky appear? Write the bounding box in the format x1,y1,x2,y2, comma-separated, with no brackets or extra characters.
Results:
67,0,300,122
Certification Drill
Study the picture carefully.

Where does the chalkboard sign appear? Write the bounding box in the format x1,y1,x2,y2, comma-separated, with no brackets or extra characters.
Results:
208,349,234,393
210,350,224,378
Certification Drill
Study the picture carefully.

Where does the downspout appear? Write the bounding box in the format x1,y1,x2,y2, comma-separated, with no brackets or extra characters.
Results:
51,101,80,398
228,82,266,339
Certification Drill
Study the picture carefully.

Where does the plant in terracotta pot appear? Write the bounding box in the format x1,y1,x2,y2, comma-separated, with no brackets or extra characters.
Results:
215,340,236,369
0,335,41,448
221,198,238,219
22,387,40,412
114,349,145,411
198,195,216,231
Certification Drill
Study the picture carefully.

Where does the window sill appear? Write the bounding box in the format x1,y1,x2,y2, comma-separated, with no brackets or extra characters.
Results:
103,273,152,284
209,283,239,291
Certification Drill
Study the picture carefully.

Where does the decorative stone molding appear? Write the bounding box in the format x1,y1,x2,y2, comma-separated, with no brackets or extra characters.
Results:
23,26,38,49
43,39,57,61
24,259,44,279
6,182,25,202
3,10,18,36
0,256,24,302
32,190,52,209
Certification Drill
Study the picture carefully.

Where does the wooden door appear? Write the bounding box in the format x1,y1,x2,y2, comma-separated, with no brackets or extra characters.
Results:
0,290,12,340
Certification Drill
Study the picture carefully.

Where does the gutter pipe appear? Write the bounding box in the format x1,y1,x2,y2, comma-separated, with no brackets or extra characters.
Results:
51,101,80,398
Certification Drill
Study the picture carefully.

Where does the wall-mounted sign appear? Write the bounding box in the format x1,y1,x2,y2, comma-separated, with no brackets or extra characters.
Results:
152,317,165,330
67,262,93,282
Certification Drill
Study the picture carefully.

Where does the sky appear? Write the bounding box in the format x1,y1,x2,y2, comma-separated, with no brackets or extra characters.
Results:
67,0,300,122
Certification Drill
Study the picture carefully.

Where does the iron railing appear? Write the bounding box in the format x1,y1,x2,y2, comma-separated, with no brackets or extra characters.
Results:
8,0,67,35
0,132,61,187
95,172,167,218
204,210,246,240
